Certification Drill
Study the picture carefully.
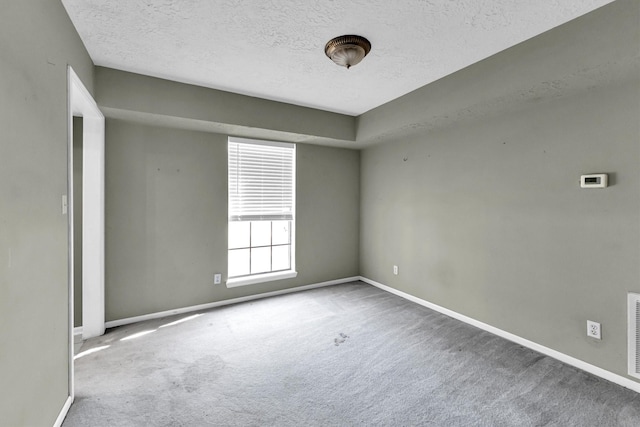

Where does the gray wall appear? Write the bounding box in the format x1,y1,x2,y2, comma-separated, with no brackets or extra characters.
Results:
95,67,356,146
73,117,83,327
0,1,94,425
105,119,360,321
360,3,640,379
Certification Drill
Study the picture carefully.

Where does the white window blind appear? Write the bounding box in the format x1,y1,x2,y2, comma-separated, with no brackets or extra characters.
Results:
228,138,295,222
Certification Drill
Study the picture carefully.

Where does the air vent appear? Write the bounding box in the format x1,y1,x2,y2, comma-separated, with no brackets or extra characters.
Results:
628,293,640,379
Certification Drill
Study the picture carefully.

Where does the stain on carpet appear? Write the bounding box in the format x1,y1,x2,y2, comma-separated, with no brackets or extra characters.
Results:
334,332,349,346
182,355,226,392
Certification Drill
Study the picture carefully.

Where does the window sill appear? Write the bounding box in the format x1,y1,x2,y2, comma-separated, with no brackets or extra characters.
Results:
226,270,298,288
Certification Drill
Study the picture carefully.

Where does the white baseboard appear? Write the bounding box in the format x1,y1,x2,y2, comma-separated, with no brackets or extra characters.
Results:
54,395,73,427
73,326,83,337
105,276,360,329
359,276,640,394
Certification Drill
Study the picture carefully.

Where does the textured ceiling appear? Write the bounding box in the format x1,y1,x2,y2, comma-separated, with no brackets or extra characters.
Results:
62,0,614,116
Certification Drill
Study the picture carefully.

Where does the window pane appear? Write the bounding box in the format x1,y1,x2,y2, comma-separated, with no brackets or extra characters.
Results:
229,221,250,249
251,221,271,247
272,221,290,245
272,245,290,271
251,247,271,274
229,249,250,277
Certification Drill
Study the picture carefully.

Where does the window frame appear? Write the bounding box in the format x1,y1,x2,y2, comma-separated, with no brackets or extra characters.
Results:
226,137,297,287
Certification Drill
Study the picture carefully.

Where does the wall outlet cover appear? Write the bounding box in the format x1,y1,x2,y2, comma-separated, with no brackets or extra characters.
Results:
587,320,601,339
214,273,222,285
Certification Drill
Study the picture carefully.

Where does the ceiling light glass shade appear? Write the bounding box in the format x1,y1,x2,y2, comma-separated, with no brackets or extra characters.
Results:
325,35,371,69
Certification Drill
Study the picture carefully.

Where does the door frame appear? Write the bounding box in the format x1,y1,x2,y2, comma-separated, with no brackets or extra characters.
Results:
67,66,105,399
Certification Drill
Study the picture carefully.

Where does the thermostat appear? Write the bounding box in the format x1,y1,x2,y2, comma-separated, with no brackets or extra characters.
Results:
580,174,608,188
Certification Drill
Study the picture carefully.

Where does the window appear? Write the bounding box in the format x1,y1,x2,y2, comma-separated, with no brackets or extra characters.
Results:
227,137,296,287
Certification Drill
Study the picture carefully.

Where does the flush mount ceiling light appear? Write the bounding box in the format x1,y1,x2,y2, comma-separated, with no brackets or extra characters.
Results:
324,35,371,69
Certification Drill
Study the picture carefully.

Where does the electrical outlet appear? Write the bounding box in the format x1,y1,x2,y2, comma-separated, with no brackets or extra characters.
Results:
393,265,399,275
214,273,222,285
587,320,601,339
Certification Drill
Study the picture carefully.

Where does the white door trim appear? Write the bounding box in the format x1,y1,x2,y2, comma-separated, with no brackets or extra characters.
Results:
67,66,105,403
